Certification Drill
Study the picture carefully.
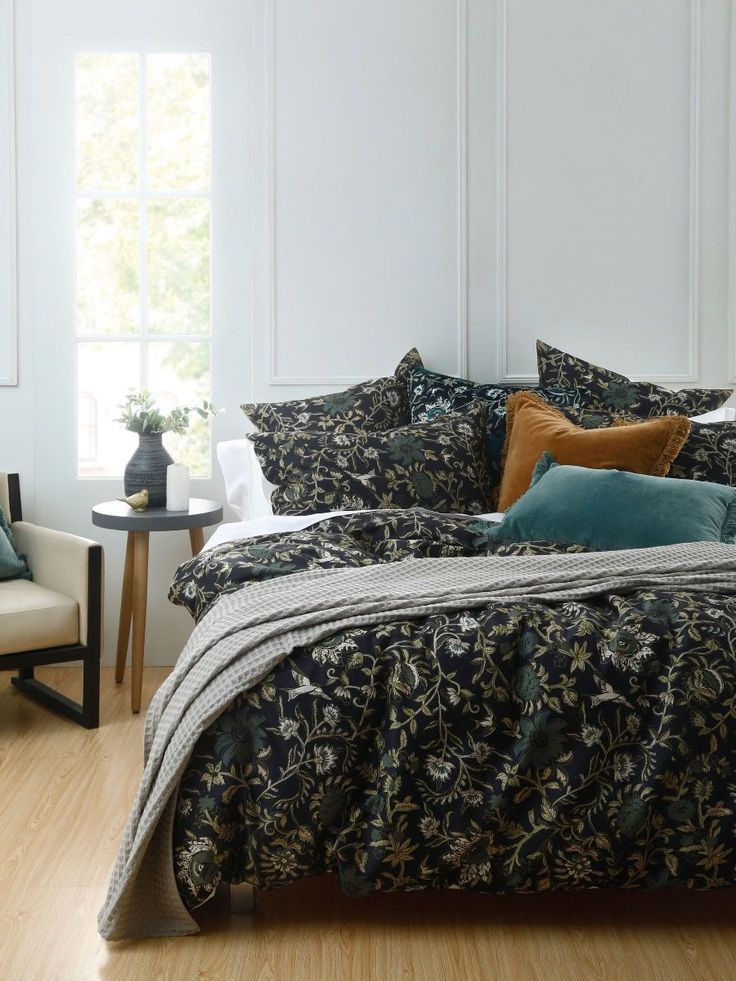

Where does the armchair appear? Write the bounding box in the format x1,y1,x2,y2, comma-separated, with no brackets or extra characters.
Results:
0,473,103,728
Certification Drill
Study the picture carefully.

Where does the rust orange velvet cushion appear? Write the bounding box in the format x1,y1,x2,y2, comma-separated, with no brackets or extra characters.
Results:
497,391,691,511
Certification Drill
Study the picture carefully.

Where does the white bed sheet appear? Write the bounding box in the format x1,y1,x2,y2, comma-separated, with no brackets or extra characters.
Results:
204,511,505,551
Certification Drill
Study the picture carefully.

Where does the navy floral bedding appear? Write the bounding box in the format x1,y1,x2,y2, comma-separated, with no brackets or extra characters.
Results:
170,510,736,910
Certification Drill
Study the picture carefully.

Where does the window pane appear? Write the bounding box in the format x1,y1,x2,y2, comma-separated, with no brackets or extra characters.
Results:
77,199,140,335
147,341,211,476
147,54,210,191
76,51,213,480
77,342,140,477
147,198,210,335
76,54,139,192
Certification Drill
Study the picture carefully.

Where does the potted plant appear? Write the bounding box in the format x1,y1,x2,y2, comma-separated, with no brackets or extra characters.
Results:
117,390,218,507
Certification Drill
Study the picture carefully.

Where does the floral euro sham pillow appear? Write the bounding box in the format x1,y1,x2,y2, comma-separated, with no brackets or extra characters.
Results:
407,364,581,496
242,349,422,434
537,340,732,417
249,400,493,515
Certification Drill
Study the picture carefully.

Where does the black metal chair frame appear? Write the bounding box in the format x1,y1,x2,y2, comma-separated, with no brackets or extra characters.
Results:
2,474,102,729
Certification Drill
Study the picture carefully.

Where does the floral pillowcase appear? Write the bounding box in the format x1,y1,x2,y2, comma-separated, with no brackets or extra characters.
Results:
249,401,493,516
242,349,423,434
407,364,582,497
537,340,732,417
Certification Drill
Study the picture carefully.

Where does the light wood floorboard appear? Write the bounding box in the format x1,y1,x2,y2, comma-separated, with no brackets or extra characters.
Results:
0,666,735,980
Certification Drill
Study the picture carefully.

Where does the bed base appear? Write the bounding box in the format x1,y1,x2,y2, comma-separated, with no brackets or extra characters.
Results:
229,882,255,914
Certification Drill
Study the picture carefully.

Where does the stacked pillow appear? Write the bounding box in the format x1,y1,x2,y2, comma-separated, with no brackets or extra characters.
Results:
237,350,433,518
241,350,496,516
496,391,691,511
537,340,732,417
407,365,581,499
551,405,736,489
485,342,736,549
242,349,423,434
236,338,734,524
251,401,493,515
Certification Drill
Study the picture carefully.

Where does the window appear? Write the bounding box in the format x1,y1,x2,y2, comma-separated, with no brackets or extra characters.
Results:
75,52,212,477
78,392,98,463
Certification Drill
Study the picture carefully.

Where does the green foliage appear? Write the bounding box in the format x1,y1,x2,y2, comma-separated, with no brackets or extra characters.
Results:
117,389,218,436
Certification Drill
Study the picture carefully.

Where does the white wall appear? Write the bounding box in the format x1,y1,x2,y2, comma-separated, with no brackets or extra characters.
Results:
0,0,735,665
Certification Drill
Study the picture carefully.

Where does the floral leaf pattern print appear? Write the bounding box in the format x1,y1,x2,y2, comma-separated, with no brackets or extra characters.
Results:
241,349,422,434
536,340,731,417
170,509,736,909
248,402,493,517
669,422,736,485
406,364,582,496
169,508,583,622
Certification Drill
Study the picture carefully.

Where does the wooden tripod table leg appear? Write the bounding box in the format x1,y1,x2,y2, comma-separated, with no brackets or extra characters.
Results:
130,530,150,714
189,527,205,556
115,531,135,683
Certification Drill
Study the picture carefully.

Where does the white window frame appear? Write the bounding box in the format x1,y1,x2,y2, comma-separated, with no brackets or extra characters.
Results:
74,50,213,478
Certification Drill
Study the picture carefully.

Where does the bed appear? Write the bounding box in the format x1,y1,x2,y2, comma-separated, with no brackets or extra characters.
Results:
98,344,736,940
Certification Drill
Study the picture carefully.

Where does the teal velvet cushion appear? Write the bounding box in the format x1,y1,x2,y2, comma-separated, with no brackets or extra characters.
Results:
0,504,30,580
488,453,736,550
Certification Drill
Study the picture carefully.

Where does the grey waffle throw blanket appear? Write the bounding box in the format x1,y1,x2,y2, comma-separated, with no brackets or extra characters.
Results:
98,543,736,940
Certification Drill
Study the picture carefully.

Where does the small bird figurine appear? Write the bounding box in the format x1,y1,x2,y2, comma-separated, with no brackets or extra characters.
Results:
119,489,149,512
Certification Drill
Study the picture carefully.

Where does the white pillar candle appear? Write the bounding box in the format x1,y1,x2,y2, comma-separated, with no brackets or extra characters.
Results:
166,463,190,511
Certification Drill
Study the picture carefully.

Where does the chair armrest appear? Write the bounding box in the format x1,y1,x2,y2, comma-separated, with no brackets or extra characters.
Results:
11,521,104,647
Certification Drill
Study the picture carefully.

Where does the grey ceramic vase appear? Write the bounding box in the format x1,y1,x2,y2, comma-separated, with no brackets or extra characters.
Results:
124,432,174,508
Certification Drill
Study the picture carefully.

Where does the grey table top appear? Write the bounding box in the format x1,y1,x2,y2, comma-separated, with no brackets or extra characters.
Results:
92,498,223,532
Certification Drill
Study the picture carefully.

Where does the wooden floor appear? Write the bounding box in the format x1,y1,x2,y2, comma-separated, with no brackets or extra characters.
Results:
1,668,735,981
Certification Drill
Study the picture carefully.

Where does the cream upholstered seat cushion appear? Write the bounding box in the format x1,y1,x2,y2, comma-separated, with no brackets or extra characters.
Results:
0,579,79,656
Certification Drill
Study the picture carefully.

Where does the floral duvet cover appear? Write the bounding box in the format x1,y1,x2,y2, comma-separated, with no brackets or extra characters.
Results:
169,509,736,909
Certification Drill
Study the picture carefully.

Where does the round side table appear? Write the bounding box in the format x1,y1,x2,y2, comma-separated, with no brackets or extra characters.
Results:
92,498,223,713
